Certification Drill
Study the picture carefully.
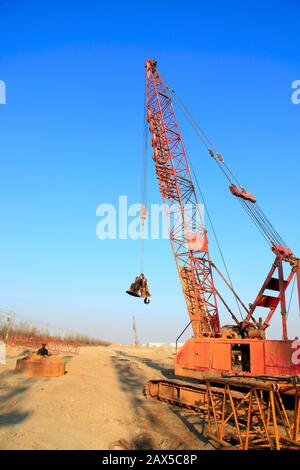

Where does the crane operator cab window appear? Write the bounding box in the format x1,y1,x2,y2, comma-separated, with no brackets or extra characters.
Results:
231,343,251,373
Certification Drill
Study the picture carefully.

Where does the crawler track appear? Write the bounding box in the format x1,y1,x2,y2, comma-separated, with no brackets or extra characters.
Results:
145,377,300,450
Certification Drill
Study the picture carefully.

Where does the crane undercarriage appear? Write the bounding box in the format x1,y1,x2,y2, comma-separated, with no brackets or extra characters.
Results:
146,336,300,449
145,375,300,450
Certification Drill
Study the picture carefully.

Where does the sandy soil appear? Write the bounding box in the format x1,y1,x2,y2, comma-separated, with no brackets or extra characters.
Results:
0,344,212,450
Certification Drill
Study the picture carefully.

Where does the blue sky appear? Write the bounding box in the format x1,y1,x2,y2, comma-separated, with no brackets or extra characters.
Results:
0,0,299,343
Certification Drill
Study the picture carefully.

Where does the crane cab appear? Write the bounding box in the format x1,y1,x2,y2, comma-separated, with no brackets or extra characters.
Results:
175,337,300,379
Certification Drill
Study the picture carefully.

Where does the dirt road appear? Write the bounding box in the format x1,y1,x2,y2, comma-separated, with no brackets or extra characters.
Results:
0,345,212,450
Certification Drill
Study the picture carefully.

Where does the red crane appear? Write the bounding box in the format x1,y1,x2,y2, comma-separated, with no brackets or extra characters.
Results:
145,59,300,379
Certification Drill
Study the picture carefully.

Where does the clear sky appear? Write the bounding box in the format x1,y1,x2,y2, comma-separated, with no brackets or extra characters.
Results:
0,0,299,343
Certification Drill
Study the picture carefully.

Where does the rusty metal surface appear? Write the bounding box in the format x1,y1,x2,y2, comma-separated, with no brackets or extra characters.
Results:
145,377,300,450
15,354,65,377
175,337,300,379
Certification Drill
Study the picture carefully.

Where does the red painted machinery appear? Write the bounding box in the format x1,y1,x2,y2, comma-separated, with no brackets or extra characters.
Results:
8,335,80,355
144,58,300,380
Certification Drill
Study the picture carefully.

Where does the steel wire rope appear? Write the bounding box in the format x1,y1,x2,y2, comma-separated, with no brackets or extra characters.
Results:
287,275,297,319
188,159,244,321
140,74,148,274
157,68,245,321
159,70,288,251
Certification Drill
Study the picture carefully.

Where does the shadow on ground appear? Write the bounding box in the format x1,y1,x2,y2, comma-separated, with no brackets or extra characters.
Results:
111,350,210,450
0,373,36,432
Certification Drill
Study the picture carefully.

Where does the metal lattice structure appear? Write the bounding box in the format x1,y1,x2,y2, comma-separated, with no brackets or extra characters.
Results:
146,376,300,450
145,59,220,338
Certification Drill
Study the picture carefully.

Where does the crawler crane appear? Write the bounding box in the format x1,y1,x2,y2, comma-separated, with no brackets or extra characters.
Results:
142,59,300,449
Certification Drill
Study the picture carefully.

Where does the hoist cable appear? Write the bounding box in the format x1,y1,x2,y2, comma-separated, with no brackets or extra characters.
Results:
246,202,280,244
238,199,273,246
243,200,286,247
244,201,278,246
287,275,296,319
140,77,148,274
158,68,289,251
189,161,244,321
160,71,243,189
255,204,287,247
170,90,234,185
245,203,278,245
174,87,282,248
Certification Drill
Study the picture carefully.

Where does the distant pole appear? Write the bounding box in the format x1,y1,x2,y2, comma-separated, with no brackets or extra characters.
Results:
132,315,139,346
5,311,14,342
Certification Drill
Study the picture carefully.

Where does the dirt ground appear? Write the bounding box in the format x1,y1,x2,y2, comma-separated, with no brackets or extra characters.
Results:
0,344,213,450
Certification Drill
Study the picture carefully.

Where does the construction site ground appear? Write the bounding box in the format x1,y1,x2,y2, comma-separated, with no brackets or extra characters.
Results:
0,345,213,450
